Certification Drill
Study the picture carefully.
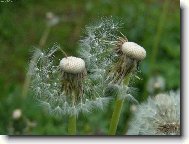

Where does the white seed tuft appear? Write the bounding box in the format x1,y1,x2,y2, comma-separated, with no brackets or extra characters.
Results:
121,42,146,60
60,56,85,74
12,109,22,120
127,90,180,135
30,46,109,116
46,12,54,19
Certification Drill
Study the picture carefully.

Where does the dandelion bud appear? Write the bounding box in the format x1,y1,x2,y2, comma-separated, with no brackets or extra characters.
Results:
121,42,146,60
60,56,86,74
12,109,22,120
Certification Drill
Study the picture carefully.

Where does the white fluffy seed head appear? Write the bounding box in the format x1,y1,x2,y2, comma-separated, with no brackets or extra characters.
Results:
121,42,146,60
12,109,22,120
60,56,86,74
46,12,54,19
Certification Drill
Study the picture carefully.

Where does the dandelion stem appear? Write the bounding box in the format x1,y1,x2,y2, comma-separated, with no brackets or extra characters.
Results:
108,98,124,135
142,0,170,101
22,72,32,99
68,115,76,135
108,75,130,135
39,26,51,48
150,0,169,67
22,26,51,99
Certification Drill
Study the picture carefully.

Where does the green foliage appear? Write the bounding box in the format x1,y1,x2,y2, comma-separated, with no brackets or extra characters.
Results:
0,0,180,135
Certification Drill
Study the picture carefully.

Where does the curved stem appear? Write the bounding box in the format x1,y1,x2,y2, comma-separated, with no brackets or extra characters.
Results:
108,75,130,135
68,115,76,135
22,73,31,98
22,26,51,99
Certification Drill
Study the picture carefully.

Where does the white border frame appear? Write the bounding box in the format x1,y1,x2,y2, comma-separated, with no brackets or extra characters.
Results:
1,0,187,143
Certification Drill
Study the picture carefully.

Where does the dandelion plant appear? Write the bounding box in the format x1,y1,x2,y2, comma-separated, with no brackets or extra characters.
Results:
108,38,146,135
29,17,147,135
127,90,180,135
79,17,146,135
29,44,110,135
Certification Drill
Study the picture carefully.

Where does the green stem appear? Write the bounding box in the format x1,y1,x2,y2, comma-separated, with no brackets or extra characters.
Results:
108,98,124,135
22,26,51,99
108,75,130,135
22,73,31,98
150,0,169,68
142,0,170,101
39,26,51,48
68,115,76,135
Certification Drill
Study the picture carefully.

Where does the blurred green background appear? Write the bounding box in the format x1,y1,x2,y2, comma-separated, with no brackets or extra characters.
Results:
0,0,180,135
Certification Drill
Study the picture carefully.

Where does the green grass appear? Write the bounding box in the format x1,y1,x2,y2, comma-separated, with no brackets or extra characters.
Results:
0,0,180,135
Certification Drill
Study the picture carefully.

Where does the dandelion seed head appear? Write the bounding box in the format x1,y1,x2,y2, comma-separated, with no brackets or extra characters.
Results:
79,17,142,105
60,56,86,74
12,109,22,120
46,12,60,27
108,36,146,84
46,12,54,19
79,17,122,72
147,75,166,94
130,104,137,112
121,42,146,60
30,44,110,116
127,90,180,135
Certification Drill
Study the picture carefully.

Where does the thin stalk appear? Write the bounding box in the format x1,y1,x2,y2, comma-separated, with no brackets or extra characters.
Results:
150,0,169,67
108,75,130,135
142,0,170,100
22,73,31,98
108,98,124,135
22,26,51,99
39,26,51,48
68,115,76,135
